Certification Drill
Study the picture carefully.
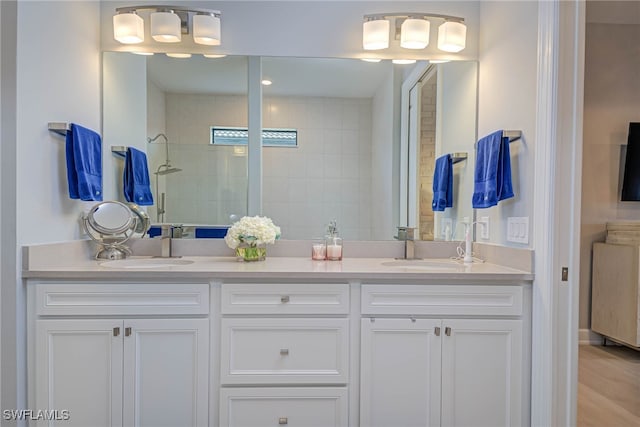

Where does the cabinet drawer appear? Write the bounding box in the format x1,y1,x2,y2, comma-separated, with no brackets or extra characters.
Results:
220,318,349,385
221,283,349,315
362,284,523,316
34,283,209,316
220,387,348,427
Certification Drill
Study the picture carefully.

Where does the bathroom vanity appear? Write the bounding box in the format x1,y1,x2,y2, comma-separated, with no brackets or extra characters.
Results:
24,253,532,427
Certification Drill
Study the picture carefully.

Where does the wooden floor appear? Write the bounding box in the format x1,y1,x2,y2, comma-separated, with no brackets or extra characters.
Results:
578,344,640,427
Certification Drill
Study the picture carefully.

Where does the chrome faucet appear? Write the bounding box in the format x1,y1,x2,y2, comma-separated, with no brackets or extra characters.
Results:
159,224,183,258
395,226,418,260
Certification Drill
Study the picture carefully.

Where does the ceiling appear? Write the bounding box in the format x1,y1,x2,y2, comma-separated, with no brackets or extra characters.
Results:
146,54,393,98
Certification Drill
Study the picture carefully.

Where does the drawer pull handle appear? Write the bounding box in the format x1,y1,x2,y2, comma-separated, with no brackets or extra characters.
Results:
280,348,289,356
445,326,451,336
279,417,288,425
434,327,440,336
280,295,290,303
113,327,120,337
125,327,132,337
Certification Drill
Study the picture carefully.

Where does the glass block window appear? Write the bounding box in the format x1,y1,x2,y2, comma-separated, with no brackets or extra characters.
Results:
211,127,297,147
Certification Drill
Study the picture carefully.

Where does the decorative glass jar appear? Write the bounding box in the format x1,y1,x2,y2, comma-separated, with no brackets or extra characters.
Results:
235,242,267,262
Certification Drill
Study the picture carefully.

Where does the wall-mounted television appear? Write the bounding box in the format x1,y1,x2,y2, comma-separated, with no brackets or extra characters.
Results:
621,122,640,201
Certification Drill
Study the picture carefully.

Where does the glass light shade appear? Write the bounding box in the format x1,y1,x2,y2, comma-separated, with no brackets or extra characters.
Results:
203,54,227,58
113,13,144,44
151,11,181,43
193,14,221,46
438,21,466,52
361,58,382,63
131,51,154,56
400,18,430,49
166,53,192,58
363,19,390,50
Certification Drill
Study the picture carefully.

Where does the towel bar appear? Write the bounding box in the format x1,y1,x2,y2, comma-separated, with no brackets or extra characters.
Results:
452,152,468,164
111,146,127,158
48,122,69,136
503,130,522,143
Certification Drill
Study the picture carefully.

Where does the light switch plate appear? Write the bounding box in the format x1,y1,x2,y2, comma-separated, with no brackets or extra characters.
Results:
507,217,529,244
477,216,489,239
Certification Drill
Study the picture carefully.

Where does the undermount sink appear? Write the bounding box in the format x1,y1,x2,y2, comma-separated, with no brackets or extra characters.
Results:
381,259,463,271
100,258,194,269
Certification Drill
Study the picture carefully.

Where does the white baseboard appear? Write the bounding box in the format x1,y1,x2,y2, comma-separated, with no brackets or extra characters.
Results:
579,328,603,345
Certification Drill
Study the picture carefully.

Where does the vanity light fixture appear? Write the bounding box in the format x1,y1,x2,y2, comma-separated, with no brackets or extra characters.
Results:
130,51,154,56
113,5,222,46
203,54,227,59
362,13,466,53
361,58,382,63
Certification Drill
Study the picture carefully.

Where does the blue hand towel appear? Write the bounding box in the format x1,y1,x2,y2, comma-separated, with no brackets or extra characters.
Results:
472,130,514,208
432,154,453,211
65,123,103,201
123,147,154,206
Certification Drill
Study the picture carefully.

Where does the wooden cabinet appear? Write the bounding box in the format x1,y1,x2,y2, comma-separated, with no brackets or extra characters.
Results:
360,285,527,427
591,242,640,348
219,283,350,427
29,283,210,427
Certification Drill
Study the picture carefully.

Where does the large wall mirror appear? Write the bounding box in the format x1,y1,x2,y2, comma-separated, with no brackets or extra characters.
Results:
102,52,477,241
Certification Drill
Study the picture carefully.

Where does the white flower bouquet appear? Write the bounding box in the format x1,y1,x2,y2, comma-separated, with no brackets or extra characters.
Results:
224,215,281,249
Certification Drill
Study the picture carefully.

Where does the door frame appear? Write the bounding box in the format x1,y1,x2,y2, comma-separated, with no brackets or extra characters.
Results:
531,1,584,426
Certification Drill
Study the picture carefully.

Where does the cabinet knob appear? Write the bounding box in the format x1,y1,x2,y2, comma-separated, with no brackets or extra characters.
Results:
445,326,452,336
278,417,288,425
113,327,120,337
125,327,132,337
280,295,290,303
434,326,441,336
280,348,289,356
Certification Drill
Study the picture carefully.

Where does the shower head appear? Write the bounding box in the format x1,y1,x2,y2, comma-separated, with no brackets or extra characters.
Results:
155,166,182,176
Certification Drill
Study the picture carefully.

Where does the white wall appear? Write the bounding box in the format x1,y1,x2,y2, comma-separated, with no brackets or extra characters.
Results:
17,1,102,245
580,18,640,328
103,52,147,202
476,1,538,247
371,66,401,240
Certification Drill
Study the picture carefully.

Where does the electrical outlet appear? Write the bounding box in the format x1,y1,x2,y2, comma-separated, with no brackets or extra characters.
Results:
477,216,489,239
507,217,529,244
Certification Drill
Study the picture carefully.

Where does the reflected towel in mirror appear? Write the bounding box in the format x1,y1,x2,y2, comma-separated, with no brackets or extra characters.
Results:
432,154,453,211
123,147,153,206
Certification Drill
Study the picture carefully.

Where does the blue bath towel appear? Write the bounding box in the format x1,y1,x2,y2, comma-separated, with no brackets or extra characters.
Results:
65,123,103,201
432,154,453,211
123,147,154,206
472,130,514,208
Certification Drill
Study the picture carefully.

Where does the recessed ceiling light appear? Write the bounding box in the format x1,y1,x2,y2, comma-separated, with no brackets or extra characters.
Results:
361,58,382,63
166,53,192,59
261,79,273,86
392,59,417,65
203,54,227,59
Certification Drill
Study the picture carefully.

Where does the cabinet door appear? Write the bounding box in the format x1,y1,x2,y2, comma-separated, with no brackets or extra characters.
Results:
35,319,123,427
360,318,442,427
441,319,523,427
122,318,209,427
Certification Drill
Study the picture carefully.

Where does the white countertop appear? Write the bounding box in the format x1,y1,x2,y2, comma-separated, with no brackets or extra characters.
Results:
23,256,534,282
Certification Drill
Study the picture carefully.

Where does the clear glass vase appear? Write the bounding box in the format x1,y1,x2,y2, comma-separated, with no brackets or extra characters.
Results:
235,242,267,262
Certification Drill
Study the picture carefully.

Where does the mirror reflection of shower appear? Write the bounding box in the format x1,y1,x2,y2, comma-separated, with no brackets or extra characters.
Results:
147,133,182,223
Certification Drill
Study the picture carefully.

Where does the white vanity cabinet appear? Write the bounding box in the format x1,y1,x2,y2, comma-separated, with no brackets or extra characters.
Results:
219,283,350,427
28,282,210,427
360,284,529,427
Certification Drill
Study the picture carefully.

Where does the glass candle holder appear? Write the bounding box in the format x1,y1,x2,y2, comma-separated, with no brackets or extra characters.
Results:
311,238,327,260
325,236,343,261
